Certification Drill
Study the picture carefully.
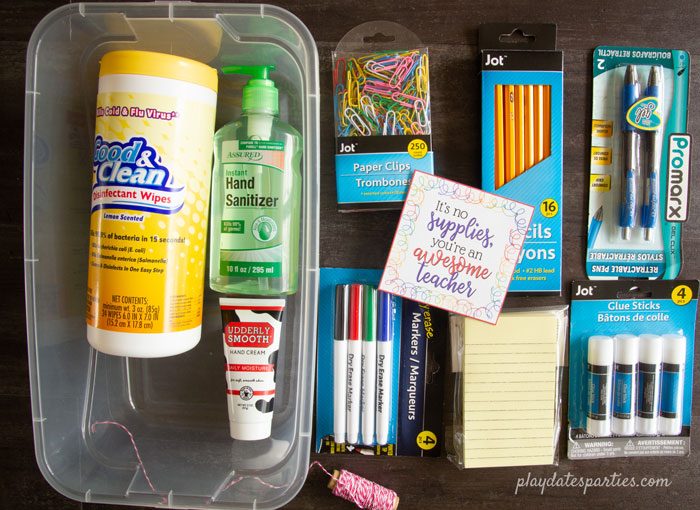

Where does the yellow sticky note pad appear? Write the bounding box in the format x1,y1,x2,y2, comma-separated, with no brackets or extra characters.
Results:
460,311,562,468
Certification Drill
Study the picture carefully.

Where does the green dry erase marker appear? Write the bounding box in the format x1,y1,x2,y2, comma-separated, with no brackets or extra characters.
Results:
361,285,377,445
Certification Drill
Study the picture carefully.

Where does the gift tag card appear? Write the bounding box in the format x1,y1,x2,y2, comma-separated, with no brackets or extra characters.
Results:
379,171,534,324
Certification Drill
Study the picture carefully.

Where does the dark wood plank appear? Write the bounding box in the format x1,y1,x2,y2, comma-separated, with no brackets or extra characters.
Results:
2,1,699,509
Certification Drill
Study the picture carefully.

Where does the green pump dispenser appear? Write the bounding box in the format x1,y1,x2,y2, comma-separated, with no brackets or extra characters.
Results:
209,65,302,295
221,65,279,115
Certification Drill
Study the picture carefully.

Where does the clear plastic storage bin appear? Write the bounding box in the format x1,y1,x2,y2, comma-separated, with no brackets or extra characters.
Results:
23,3,319,508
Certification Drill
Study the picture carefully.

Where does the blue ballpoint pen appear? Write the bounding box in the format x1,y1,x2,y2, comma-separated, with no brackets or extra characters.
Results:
620,65,641,240
642,66,662,241
587,206,603,250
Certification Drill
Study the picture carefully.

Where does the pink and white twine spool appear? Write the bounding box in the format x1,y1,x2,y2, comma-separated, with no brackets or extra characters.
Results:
311,461,399,510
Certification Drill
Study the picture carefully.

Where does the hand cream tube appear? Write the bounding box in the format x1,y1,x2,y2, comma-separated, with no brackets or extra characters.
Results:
220,297,285,440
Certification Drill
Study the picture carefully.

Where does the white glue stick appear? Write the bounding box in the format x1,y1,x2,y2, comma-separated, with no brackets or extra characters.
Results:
636,334,663,435
586,336,614,437
611,334,638,436
658,334,686,436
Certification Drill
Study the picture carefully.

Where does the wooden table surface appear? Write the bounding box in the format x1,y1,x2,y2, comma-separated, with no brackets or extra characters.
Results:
3,1,699,509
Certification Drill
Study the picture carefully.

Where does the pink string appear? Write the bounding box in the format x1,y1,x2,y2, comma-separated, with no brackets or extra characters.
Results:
90,421,158,495
311,461,397,510
87,425,396,510
219,474,290,493
309,460,335,478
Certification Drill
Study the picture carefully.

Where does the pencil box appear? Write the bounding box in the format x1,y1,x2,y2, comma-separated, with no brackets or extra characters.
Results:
333,21,434,212
567,280,698,459
314,267,446,456
479,23,563,294
585,46,691,280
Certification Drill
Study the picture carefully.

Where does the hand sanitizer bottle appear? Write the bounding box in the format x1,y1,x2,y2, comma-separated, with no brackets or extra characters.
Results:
210,65,302,295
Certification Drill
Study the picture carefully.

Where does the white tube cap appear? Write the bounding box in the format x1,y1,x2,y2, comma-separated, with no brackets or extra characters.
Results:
588,335,613,366
587,417,611,437
636,416,658,436
612,416,636,436
230,419,272,441
658,418,683,437
662,334,686,365
614,334,639,365
638,334,663,363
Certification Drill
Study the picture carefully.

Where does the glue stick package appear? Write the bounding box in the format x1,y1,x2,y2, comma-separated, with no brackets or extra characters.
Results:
447,307,568,469
333,22,434,212
568,280,698,460
585,47,691,280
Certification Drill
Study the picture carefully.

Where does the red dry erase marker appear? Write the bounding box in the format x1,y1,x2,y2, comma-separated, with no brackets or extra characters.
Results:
346,283,364,444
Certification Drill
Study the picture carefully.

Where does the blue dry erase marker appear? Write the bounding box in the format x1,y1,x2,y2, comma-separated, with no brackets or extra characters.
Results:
620,65,641,240
642,66,662,241
375,291,393,446
587,206,603,250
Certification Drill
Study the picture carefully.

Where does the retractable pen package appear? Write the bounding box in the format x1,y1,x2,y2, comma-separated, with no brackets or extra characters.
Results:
333,22,434,211
568,280,698,460
585,47,691,280
315,268,446,456
479,23,563,294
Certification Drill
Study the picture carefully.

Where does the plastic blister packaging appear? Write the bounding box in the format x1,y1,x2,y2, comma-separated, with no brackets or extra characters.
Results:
332,21,434,211
315,268,446,457
585,46,691,280
568,280,698,460
24,3,318,509
447,307,568,469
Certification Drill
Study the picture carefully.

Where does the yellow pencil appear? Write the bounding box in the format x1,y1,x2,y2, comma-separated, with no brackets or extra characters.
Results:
515,85,525,176
495,85,505,189
525,85,535,170
504,85,516,183
534,85,545,164
543,85,551,159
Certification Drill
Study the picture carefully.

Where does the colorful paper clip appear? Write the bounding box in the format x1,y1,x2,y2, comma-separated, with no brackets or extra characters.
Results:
334,49,431,137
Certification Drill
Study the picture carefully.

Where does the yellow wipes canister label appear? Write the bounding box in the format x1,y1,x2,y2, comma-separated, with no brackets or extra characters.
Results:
86,74,216,335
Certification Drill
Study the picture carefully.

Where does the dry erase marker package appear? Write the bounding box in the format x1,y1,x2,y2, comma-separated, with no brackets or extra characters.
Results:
447,307,568,469
479,24,563,294
333,21,433,212
586,47,691,280
315,268,446,456
568,280,698,460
